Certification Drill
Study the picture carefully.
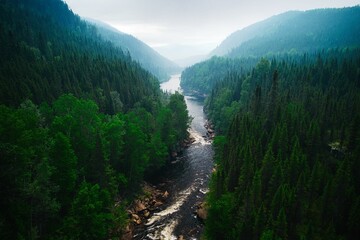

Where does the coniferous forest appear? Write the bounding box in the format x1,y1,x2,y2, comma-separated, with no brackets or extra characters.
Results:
0,0,189,239
1,0,360,239
202,50,360,239
181,7,360,240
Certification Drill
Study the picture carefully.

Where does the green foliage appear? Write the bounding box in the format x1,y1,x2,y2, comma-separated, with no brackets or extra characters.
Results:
89,19,180,82
0,90,190,238
61,181,112,239
181,56,258,95
204,49,360,239
205,193,236,240
0,0,160,113
211,7,360,58
0,102,59,239
0,1,191,239
168,92,190,143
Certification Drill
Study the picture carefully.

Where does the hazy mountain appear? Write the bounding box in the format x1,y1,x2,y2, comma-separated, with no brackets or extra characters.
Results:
174,54,207,68
210,6,360,58
87,19,180,82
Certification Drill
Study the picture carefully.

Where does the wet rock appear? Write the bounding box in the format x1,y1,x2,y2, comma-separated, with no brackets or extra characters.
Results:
134,200,146,213
196,202,207,220
121,224,132,240
162,191,169,199
178,235,185,240
143,209,150,218
131,214,142,224
154,200,163,207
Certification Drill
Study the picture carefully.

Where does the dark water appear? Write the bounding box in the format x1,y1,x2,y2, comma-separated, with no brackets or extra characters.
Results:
134,74,214,239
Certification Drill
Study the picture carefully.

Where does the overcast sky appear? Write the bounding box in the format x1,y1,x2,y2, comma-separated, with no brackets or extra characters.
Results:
64,0,360,60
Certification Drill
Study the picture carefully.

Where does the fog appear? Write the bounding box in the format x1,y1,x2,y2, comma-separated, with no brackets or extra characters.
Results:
65,0,360,61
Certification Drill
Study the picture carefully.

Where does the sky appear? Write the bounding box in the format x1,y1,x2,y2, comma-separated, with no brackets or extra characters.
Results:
64,0,360,61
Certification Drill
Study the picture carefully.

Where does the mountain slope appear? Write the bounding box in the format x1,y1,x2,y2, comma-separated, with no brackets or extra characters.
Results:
87,19,180,82
0,1,191,239
0,0,161,113
210,6,360,58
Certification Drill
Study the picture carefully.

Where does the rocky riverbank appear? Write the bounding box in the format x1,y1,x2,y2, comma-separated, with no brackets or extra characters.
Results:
171,134,196,158
122,135,197,239
204,120,215,140
121,183,170,240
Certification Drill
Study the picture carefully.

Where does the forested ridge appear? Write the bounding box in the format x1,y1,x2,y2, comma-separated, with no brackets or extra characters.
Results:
181,56,259,95
182,6,360,98
0,0,190,239
88,19,180,82
202,49,360,239
211,6,360,58
0,0,160,112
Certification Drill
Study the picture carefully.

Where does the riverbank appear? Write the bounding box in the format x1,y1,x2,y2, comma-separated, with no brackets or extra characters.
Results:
121,134,196,239
124,74,214,239
121,182,170,240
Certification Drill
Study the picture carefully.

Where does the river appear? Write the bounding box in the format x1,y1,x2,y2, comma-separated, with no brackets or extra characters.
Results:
133,74,214,239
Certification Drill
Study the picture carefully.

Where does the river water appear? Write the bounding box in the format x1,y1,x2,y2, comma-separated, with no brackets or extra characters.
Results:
133,74,214,239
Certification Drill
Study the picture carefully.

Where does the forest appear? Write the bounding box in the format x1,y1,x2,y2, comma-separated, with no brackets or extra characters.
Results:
188,49,360,239
181,8,360,239
2,0,360,239
89,19,180,82
0,0,190,239
210,6,360,58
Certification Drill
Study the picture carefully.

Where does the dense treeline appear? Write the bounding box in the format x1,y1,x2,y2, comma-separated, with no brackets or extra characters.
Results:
0,92,189,239
204,49,360,239
181,56,259,95
89,19,180,82
0,0,160,112
0,0,191,239
210,6,360,58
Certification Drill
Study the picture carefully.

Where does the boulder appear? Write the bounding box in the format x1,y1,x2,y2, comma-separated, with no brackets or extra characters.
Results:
134,200,146,213
131,213,142,224
154,200,163,207
196,202,207,220
162,191,169,199
143,209,150,218
131,213,139,220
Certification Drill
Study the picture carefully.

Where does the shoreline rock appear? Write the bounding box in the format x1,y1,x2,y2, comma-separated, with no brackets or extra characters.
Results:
121,182,171,239
204,120,215,140
196,202,208,221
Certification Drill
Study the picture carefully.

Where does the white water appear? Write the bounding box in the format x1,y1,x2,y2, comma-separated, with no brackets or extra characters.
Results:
145,186,194,227
135,74,214,239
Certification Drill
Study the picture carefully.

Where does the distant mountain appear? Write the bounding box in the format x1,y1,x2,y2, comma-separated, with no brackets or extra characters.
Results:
174,54,207,68
87,19,180,82
210,6,360,58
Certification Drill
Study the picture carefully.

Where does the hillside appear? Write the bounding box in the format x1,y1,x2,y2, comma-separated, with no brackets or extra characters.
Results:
0,0,190,239
87,19,180,82
210,6,360,58
182,6,360,96
205,48,360,240
0,0,163,113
